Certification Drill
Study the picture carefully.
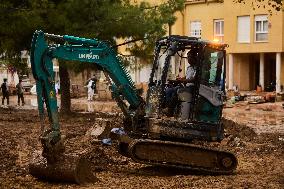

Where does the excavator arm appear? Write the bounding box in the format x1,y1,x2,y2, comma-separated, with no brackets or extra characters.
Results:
30,30,143,162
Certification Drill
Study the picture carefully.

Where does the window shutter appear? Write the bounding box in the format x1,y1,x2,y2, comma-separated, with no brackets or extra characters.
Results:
238,16,250,43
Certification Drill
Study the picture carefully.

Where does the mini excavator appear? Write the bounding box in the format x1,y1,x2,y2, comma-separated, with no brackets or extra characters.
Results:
29,31,237,184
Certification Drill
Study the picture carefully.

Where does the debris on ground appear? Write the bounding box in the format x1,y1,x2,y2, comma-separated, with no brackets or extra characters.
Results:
0,106,283,188
102,138,112,146
247,95,266,104
225,91,282,108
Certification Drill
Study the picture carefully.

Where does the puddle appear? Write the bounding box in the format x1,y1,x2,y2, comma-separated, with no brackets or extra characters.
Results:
73,102,95,112
16,95,119,114
25,99,100,113
72,101,119,113
24,98,61,109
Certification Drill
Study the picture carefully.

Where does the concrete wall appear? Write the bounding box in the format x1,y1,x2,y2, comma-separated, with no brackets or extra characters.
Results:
233,54,251,90
281,53,284,88
120,0,284,91
179,0,284,91
128,63,152,83
0,68,19,88
282,9,284,51
69,70,93,86
171,11,185,36
183,2,224,40
224,0,283,53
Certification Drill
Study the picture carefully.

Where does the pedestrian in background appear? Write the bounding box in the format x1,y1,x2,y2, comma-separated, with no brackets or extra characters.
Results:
16,79,25,106
87,79,95,101
1,78,9,106
55,80,60,95
86,75,97,101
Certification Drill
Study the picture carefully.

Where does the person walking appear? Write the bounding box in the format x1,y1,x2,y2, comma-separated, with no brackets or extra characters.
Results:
91,76,97,94
55,80,60,95
1,78,9,106
87,79,95,101
16,79,25,106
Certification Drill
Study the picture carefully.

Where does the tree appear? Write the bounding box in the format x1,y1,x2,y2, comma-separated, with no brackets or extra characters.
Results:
232,0,283,11
0,0,46,71
0,0,185,113
3,0,279,113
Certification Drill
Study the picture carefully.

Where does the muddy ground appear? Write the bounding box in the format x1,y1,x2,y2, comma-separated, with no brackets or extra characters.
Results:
0,105,283,188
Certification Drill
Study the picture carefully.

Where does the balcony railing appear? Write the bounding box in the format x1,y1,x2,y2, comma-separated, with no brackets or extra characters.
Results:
185,0,222,4
186,0,206,4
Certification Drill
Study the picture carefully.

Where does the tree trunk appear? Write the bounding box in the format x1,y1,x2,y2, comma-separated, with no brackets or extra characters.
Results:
59,64,71,114
87,69,91,80
168,23,172,36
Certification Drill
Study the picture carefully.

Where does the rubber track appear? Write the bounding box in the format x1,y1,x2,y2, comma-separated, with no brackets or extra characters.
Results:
127,139,238,174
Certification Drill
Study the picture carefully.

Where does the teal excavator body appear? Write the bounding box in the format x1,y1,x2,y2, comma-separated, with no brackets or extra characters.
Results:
31,31,142,153
30,31,237,184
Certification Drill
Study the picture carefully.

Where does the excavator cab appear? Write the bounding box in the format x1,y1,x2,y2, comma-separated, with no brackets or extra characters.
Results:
145,36,226,142
118,36,236,175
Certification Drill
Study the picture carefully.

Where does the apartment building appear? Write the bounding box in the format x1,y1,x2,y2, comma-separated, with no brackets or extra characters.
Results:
170,0,284,92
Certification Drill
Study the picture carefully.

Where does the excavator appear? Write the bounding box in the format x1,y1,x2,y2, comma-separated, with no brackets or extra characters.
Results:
29,30,237,184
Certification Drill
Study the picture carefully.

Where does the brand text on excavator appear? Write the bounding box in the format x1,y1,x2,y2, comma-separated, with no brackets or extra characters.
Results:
78,53,100,60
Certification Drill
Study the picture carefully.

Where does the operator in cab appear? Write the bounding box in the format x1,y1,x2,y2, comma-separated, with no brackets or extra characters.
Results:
164,49,197,117
177,49,197,85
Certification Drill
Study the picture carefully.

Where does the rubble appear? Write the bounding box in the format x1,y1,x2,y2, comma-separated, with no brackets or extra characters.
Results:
0,100,283,188
225,91,281,107
247,95,266,104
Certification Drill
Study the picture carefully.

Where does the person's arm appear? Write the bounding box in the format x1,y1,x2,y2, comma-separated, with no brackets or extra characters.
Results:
183,76,196,83
184,66,197,83
176,75,196,83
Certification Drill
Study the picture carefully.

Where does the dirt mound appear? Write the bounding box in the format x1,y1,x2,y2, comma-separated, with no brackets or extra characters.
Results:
222,118,257,141
0,108,283,188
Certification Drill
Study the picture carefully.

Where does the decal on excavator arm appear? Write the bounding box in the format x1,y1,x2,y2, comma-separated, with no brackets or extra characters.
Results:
79,53,99,60
50,91,55,98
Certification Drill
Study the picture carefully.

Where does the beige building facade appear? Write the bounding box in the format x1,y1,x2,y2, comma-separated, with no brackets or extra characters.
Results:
120,0,284,92
169,0,284,92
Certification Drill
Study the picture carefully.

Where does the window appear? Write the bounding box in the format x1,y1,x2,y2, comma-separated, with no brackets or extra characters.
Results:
190,21,201,38
201,48,224,87
214,19,224,42
255,15,268,42
238,16,250,43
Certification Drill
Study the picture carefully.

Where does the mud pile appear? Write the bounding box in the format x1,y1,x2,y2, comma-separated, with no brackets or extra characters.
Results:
0,108,283,188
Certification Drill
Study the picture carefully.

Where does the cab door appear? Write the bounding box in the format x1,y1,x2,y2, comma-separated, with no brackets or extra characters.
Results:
194,47,225,123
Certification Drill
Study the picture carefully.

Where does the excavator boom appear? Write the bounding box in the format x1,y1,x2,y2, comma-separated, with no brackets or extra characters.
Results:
29,30,143,183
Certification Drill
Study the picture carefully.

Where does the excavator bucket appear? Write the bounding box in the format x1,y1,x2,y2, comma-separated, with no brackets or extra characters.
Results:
29,151,97,184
